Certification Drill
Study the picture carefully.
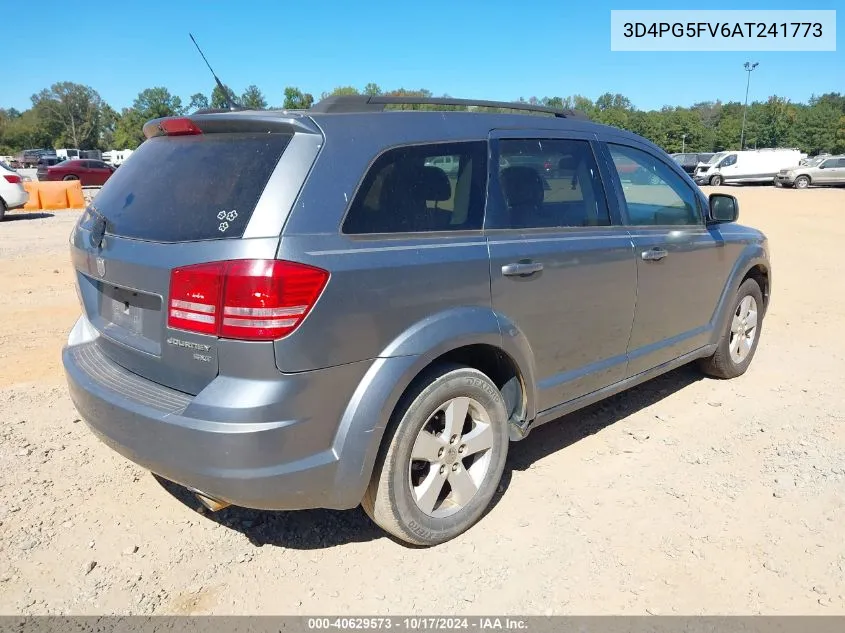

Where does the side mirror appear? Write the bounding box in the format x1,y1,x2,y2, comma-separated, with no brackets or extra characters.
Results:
708,193,738,224
818,163,826,169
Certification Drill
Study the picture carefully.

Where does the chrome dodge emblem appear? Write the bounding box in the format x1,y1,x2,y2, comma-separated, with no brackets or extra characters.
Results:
96,257,106,277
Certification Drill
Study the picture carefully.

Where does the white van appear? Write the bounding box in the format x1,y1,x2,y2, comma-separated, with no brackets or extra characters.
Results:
694,148,805,186
103,149,134,167
56,148,81,161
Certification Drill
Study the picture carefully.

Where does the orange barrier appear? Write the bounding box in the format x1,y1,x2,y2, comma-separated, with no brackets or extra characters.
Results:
66,184,86,209
22,188,40,210
22,180,86,210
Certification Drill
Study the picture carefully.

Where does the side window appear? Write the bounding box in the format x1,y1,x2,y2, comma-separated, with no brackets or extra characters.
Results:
608,144,702,226
343,141,487,234
837,159,845,168
494,138,610,229
821,159,837,169
720,154,737,167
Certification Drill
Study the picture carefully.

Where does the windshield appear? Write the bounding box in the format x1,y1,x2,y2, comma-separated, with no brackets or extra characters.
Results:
0,161,15,172
707,152,727,165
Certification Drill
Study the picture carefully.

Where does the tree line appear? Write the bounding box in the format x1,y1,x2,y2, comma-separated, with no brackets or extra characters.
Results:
1,81,843,156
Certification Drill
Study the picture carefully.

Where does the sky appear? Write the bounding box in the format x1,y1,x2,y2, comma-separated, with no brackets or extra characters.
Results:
1,0,842,112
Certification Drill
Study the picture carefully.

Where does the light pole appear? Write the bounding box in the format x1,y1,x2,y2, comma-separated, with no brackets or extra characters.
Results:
740,61,759,149
681,133,687,153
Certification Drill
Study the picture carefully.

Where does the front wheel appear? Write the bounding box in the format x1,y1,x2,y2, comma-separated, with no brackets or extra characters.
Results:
709,174,723,186
698,278,764,379
362,364,509,546
63,174,79,181
794,175,810,189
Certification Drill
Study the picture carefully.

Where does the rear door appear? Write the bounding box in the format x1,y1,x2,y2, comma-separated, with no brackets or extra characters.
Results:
486,129,637,411
70,118,319,394
599,138,732,375
816,157,845,183
89,160,112,185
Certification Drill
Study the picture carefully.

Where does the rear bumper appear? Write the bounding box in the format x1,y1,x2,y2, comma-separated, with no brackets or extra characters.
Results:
62,316,379,511
2,187,28,209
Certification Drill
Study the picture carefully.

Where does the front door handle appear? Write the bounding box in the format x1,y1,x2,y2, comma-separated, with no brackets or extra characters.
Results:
502,261,544,277
641,247,668,262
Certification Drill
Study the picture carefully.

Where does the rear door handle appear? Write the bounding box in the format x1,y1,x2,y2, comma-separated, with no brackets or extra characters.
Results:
641,247,668,262
502,261,544,277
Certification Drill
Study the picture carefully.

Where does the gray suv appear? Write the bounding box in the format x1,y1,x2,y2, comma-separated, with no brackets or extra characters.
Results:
776,155,845,188
63,96,771,546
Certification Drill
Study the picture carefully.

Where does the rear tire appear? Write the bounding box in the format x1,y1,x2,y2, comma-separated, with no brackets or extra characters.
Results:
709,174,723,186
794,175,810,189
362,364,509,546
63,174,79,181
0,198,6,221
698,278,764,379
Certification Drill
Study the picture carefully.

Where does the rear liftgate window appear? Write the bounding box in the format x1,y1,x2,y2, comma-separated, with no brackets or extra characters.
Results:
84,133,292,242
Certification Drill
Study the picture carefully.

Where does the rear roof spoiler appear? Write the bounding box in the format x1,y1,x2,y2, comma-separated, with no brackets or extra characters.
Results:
310,95,590,120
143,113,321,139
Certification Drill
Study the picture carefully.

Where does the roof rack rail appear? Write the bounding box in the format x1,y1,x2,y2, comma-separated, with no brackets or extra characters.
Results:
309,95,589,120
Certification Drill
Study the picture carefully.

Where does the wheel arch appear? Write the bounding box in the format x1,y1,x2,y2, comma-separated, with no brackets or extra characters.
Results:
710,247,772,345
742,263,771,312
327,307,538,508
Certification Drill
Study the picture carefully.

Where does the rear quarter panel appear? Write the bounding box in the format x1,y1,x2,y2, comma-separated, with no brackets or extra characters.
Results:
274,114,501,373
274,233,493,372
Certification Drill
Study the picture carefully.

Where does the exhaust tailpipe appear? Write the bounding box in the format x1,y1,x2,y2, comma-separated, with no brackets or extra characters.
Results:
194,492,230,512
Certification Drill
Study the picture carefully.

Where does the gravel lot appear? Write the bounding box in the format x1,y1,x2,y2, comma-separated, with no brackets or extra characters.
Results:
1,187,844,615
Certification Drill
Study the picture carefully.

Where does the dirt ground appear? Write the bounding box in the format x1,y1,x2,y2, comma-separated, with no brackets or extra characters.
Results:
1,187,844,615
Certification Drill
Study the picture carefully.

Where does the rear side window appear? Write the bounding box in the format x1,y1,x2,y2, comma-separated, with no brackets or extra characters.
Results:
493,138,610,229
85,133,292,242
343,141,487,234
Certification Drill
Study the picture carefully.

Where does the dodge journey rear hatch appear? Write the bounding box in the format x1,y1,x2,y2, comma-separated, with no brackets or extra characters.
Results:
69,113,324,394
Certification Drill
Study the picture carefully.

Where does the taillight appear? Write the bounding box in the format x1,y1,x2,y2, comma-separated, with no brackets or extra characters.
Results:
3,174,22,184
167,260,329,341
168,262,225,335
159,118,202,136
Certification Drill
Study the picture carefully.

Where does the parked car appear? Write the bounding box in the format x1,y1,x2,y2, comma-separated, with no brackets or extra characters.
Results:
17,148,54,168
776,155,845,189
36,155,66,181
612,153,660,184
694,148,805,186
46,159,115,186
671,152,715,175
63,96,771,546
0,161,29,220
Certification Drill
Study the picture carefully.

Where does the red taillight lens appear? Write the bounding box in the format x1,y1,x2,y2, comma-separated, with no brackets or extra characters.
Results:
168,262,225,335
167,260,329,341
159,118,202,136
3,174,22,184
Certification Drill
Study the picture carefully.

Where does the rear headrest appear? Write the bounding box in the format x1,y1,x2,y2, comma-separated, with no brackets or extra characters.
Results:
420,166,452,201
558,155,579,171
500,166,544,208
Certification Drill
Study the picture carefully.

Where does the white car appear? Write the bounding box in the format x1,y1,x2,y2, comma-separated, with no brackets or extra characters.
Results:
0,160,29,220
